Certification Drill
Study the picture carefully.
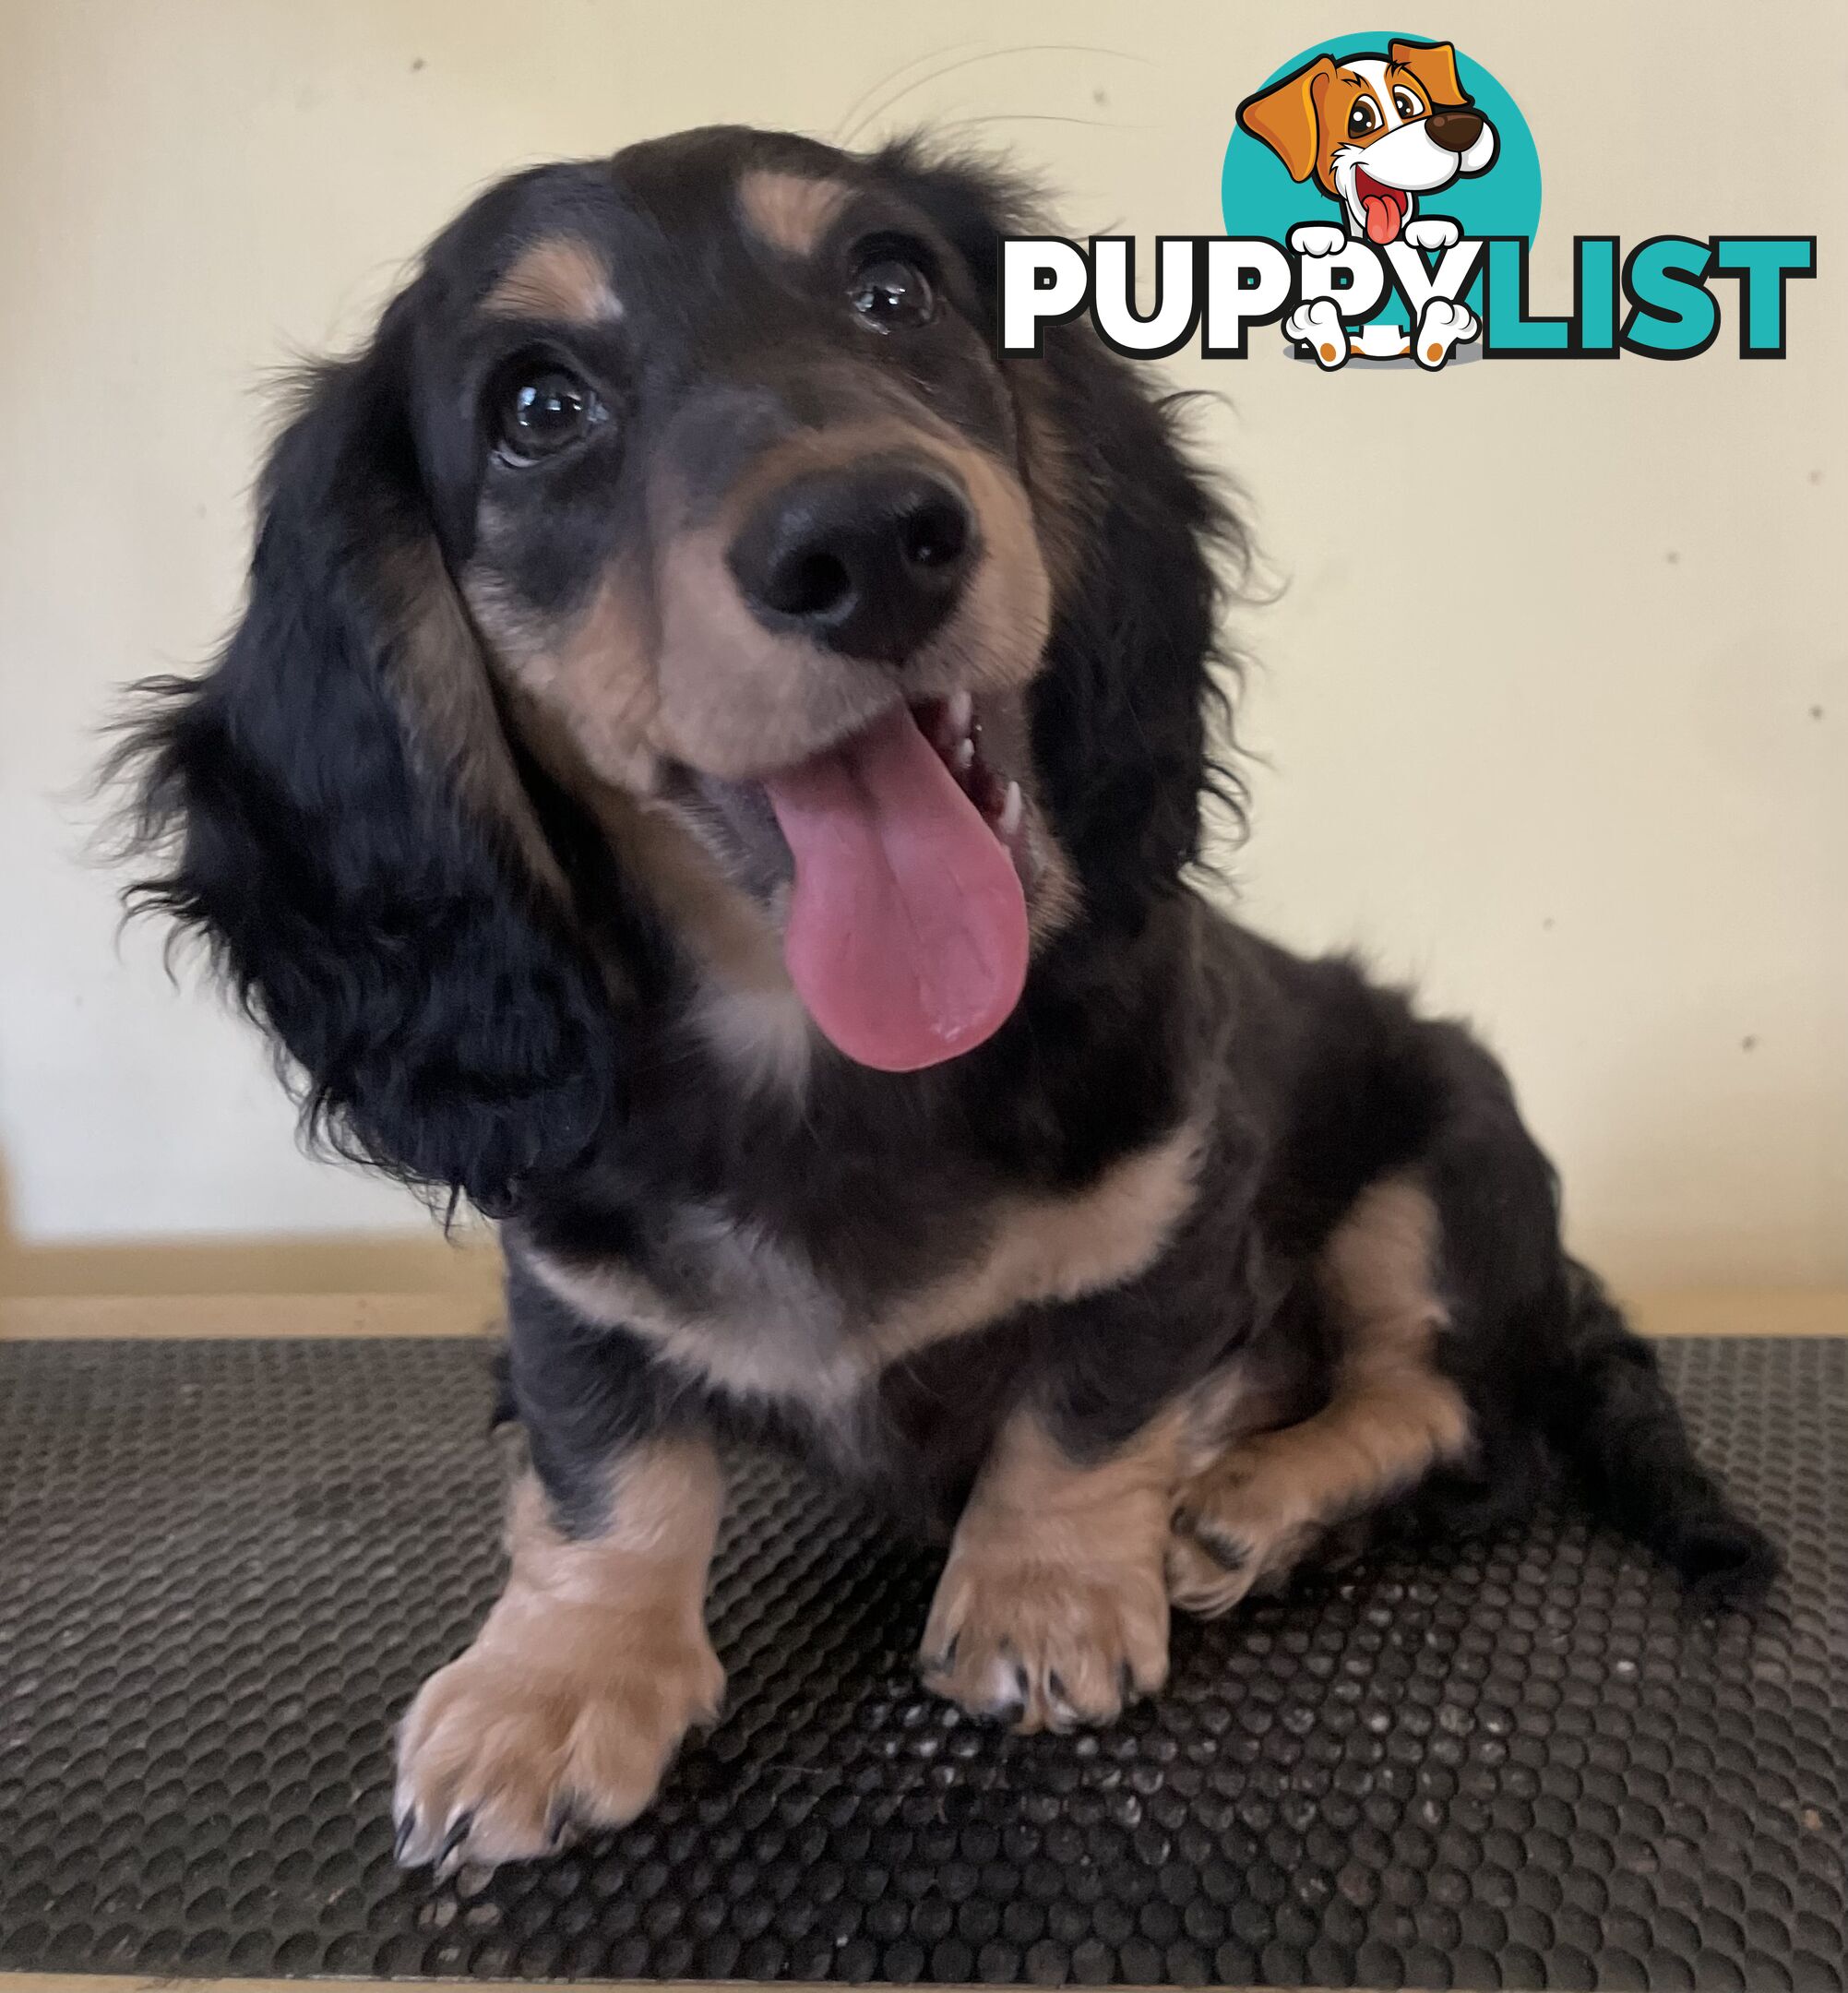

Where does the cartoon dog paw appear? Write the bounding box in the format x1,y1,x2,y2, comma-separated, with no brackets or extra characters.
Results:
1414,295,1479,369
1284,297,1351,370
1403,216,1462,252
1287,221,1348,259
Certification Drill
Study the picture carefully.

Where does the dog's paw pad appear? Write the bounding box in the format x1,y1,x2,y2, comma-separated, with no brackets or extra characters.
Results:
1283,297,1351,369
1413,296,1479,368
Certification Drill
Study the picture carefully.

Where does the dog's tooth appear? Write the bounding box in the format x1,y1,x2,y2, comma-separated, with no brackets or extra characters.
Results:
946,689,973,741
998,779,1023,839
952,737,975,776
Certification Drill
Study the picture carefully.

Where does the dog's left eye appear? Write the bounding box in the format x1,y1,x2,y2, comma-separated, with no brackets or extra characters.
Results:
1393,88,1424,119
490,364,607,466
849,255,937,332
1347,100,1379,137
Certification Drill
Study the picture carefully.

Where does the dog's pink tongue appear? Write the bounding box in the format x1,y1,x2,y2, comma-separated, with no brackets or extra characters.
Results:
1364,194,1401,245
763,705,1028,1072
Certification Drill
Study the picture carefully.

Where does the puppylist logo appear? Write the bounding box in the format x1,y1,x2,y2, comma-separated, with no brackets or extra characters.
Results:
999,35,1815,370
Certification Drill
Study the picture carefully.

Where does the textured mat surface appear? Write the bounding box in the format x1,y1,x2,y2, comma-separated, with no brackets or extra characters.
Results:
0,1336,1842,1991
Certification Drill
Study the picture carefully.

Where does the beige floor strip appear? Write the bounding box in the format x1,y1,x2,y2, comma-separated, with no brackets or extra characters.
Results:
0,1292,497,1340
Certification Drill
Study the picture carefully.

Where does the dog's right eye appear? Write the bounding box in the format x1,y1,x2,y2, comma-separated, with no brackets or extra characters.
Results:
489,364,607,467
1347,99,1379,138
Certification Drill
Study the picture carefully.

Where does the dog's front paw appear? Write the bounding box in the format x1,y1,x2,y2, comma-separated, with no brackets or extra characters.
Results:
921,1544,1169,1733
1288,221,1348,257
1402,216,1461,251
1283,221,1347,257
1167,1459,1318,1618
393,1621,724,1871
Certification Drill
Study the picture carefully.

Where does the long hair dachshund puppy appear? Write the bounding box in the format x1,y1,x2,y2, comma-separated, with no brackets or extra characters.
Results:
114,126,1777,1873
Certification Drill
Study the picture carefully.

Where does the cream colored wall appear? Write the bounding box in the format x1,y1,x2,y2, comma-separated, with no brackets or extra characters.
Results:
1,1,1842,1283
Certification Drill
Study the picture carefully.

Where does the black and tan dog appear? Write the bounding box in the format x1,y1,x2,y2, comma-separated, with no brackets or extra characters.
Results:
115,127,1776,1873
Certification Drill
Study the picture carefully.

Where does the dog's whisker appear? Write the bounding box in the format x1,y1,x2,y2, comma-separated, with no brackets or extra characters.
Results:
841,42,1151,149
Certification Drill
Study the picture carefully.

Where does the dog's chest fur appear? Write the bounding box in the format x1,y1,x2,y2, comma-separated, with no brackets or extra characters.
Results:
512,1106,1207,1416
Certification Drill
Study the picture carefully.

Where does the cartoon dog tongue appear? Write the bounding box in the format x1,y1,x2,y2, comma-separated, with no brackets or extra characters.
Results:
1363,192,1401,245
763,705,1028,1072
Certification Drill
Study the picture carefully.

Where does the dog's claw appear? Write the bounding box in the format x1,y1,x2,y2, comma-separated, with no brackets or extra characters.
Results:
433,1809,473,1874
1191,1522,1251,1572
392,1808,418,1865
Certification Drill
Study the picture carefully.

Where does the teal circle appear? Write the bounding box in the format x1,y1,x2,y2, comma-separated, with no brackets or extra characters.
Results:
1220,31,1541,320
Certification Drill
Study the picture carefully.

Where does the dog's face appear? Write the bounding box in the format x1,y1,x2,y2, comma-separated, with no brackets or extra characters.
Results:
1236,40,1497,245
412,129,1072,1073
119,128,1234,1206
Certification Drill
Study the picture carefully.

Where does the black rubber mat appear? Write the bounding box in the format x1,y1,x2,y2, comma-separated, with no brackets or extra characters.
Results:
0,1336,1842,1990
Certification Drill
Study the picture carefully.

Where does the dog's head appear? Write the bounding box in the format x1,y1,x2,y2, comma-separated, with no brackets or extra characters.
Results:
1236,40,1497,245
115,128,1236,1208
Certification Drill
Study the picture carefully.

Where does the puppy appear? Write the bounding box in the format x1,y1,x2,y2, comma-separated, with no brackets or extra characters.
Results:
1238,39,1497,367
114,126,1775,1874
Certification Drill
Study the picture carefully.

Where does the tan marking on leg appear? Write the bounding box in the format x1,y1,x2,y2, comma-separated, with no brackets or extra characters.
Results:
736,169,851,257
483,236,621,323
394,1440,724,1870
923,1408,1176,1733
1169,1176,1472,1617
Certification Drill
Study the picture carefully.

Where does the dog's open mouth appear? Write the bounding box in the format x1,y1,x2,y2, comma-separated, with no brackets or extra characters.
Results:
760,694,1029,1074
1353,169,1410,245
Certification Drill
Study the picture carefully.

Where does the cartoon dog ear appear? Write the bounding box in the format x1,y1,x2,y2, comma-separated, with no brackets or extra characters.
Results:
1236,55,1335,183
1389,39,1471,109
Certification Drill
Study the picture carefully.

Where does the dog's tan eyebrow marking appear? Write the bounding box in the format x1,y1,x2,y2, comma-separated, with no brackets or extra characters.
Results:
737,168,852,257
483,235,621,323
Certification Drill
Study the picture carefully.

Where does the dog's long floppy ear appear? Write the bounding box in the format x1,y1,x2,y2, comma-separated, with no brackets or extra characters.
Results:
113,288,625,1213
870,142,1245,934
1235,56,1336,182
1389,39,1471,109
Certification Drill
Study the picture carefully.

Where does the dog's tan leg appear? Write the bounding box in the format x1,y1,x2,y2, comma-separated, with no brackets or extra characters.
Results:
922,1407,1174,1733
1168,1176,1472,1616
394,1437,724,1870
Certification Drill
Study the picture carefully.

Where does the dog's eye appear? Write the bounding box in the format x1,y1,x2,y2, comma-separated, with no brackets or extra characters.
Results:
491,365,606,466
1393,88,1424,119
1347,99,1379,138
849,255,937,332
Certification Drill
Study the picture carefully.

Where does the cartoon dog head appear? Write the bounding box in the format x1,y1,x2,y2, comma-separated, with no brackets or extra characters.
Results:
1236,40,1497,245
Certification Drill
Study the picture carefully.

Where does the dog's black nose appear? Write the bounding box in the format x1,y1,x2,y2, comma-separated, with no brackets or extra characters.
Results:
728,459,974,663
1425,108,1485,154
